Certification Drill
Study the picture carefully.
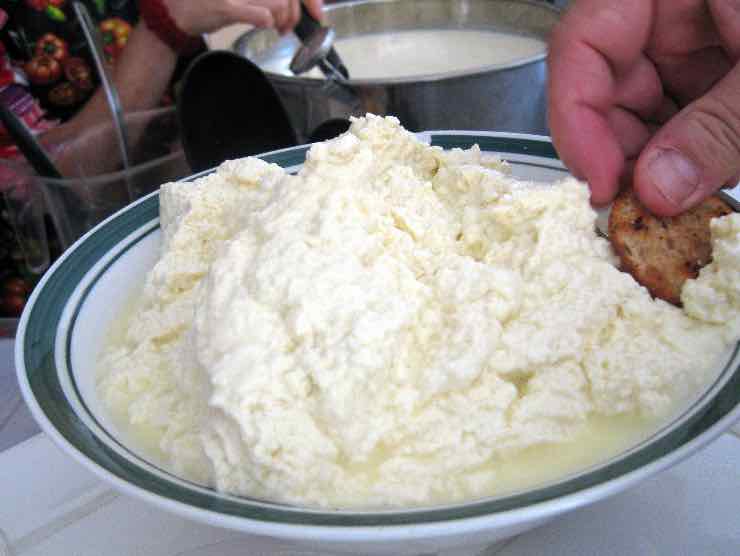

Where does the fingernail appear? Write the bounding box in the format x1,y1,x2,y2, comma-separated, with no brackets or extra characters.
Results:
647,149,700,207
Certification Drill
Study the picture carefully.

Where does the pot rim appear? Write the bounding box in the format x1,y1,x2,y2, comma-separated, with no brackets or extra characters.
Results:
238,0,559,86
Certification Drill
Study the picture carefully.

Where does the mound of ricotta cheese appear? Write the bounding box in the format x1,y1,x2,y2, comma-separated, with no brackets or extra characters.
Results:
98,115,740,508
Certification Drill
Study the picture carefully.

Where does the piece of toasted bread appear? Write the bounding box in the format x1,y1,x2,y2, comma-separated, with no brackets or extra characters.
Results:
608,188,732,306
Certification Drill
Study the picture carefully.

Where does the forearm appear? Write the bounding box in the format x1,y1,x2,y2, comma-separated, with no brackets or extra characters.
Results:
36,0,323,151
43,22,178,145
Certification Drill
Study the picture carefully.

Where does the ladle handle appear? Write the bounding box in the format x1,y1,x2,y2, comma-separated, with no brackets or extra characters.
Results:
294,3,321,40
295,3,349,79
0,103,62,179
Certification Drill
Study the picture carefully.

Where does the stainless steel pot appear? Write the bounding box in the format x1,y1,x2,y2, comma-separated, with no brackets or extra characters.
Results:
234,0,560,141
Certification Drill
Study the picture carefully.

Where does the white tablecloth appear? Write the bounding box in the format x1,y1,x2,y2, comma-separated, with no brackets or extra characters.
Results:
0,432,738,555
3,337,740,555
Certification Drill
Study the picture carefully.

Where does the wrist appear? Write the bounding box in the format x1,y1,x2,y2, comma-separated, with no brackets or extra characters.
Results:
138,0,204,56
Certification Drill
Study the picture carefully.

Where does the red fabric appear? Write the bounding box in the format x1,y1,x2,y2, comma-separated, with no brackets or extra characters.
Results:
0,40,58,159
0,41,13,88
139,0,203,56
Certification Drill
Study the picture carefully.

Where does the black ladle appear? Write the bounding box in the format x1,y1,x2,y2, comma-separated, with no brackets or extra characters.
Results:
293,3,349,80
177,50,298,173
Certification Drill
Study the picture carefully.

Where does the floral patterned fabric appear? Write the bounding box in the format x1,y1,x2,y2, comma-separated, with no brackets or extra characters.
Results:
0,0,137,145
0,0,138,318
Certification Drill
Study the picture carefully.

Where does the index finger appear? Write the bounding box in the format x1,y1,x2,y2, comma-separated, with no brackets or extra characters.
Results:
547,0,654,204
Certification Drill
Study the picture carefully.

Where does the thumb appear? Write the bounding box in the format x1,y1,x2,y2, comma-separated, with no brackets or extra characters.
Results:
634,62,740,216
303,0,324,22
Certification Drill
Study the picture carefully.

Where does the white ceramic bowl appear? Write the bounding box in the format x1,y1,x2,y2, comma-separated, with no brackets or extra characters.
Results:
16,133,740,556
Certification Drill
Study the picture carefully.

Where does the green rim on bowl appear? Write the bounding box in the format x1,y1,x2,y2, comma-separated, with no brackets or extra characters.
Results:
18,135,740,528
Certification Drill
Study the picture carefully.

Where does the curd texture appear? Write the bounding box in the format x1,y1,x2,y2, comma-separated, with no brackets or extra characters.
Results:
99,115,740,508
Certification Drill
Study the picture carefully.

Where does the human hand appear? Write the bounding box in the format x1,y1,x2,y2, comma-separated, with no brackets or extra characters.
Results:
548,0,740,216
163,0,324,37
